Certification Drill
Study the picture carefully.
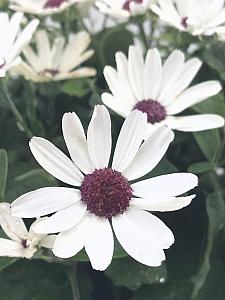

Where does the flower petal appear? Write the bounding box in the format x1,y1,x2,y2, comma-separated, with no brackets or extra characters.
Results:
130,195,196,212
40,235,57,249
29,137,84,186
132,173,198,198
166,114,225,132
85,215,114,271
11,187,81,218
62,112,95,174
0,238,24,257
87,105,112,169
122,126,174,180
33,202,87,234
112,110,147,172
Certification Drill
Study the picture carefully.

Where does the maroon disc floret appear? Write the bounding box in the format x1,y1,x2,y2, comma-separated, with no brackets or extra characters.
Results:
181,17,188,29
42,69,59,76
44,0,67,9
123,0,143,11
134,99,166,124
0,58,6,69
80,168,133,219
21,239,28,248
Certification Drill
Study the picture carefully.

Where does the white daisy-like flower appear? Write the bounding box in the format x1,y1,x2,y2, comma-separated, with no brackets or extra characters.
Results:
0,12,39,77
102,46,224,134
151,0,225,36
9,0,86,15
0,203,55,258
95,0,156,19
14,30,96,82
11,105,198,271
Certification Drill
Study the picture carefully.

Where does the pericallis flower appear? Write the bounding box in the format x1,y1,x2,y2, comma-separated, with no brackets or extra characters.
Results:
0,203,55,258
95,0,156,19
9,0,86,15
102,46,224,135
151,0,225,36
14,30,96,82
11,105,197,270
0,12,39,77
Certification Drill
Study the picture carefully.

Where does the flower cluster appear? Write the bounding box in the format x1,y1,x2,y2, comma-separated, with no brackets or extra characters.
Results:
0,0,224,277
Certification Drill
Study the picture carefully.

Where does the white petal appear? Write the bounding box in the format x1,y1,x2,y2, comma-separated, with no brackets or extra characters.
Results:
112,111,147,172
166,81,222,115
166,114,225,132
122,126,174,180
30,137,83,186
0,203,27,242
101,93,131,118
11,187,81,218
40,235,57,249
132,173,198,198
143,48,162,100
62,112,95,174
33,202,87,234
113,207,174,267
87,105,112,169
0,238,24,257
130,195,196,212
85,216,114,271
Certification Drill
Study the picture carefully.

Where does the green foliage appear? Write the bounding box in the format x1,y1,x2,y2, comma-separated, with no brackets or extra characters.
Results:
0,149,8,201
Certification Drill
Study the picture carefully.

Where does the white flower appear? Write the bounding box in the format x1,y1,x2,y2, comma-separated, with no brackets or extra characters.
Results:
95,0,156,19
0,203,55,258
102,46,224,134
9,0,86,15
14,30,96,82
11,105,198,271
151,0,225,36
0,12,39,77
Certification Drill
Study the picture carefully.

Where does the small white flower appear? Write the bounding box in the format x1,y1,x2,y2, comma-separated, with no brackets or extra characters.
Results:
95,0,156,19
0,12,39,77
102,46,224,134
14,30,96,82
151,0,225,36
0,203,55,258
12,105,197,271
9,0,86,15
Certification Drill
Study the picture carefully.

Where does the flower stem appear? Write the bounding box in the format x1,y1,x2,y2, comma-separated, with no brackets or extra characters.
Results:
67,263,80,300
0,79,33,139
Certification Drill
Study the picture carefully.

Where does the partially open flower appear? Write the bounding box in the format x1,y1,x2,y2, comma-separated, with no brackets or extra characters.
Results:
0,203,55,258
14,30,96,82
0,12,39,77
102,46,224,135
11,105,198,270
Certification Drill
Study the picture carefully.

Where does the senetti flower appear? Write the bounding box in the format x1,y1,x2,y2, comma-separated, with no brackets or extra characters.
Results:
0,203,55,258
95,0,156,19
14,30,96,82
0,12,39,77
102,46,224,134
151,0,225,36
9,0,83,15
12,105,198,271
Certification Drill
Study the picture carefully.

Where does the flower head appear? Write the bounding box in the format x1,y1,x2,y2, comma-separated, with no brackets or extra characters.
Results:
9,0,83,15
102,46,224,134
14,30,96,82
0,203,55,258
0,12,39,77
95,0,156,19
151,0,225,36
11,106,198,270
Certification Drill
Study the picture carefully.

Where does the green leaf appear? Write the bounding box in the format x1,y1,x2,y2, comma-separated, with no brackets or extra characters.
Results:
193,130,220,162
188,162,215,174
105,257,167,291
0,149,8,201
190,192,225,300
61,79,91,97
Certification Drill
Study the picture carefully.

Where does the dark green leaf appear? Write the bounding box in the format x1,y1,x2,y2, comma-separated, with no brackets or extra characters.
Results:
0,149,8,201
188,162,215,174
61,79,91,97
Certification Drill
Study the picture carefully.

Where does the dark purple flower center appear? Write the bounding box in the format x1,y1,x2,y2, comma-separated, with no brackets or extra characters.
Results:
134,100,166,124
0,58,6,69
42,69,59,76
44,0,67,9
122,0,143,11
21,239,28,248
181,17,188,29
80,168,133,219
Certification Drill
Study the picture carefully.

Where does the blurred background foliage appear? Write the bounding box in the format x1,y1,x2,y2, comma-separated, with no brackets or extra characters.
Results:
0,2,225,299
